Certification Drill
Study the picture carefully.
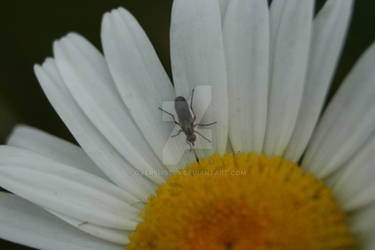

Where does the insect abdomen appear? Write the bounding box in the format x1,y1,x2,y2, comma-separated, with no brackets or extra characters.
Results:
175,96,192,122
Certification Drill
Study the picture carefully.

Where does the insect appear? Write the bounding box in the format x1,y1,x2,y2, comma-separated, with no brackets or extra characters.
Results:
159,88,216,161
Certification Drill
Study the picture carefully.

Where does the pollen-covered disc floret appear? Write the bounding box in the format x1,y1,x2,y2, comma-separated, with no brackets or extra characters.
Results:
127,153,356,250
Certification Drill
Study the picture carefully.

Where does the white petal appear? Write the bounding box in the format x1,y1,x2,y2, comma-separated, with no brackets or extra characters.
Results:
7,125,108,180
223,0,269,153
303,43,375,177
101,8,175,163
349,204,375,244
363,232,375,250
49,210,130,245
330,134,375,211
264,0,314,156
218,0,230,20
0,192,123,250
365,236,375,250
53,33,167,185
34,58,156,201
284,0,354,162
0,146,141,230
170,0,228,154
343,186,375,211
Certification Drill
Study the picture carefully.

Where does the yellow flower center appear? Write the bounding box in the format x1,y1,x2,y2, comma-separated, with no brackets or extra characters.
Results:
127,153,356,250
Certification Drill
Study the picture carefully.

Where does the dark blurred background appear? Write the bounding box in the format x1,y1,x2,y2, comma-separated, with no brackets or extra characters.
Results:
0,0,373,249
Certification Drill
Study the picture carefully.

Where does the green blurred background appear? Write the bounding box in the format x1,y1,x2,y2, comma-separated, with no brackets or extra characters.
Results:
0,0,373,249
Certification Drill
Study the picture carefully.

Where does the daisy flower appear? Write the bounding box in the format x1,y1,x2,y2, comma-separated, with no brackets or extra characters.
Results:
1,0,374,249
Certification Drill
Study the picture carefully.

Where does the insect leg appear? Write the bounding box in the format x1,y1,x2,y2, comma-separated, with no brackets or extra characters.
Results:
171,129,183,137
189,142,200,162
159,107,180,126
194,130,212,143
195,121,217,127
192,148,199,162
190,88,197,123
